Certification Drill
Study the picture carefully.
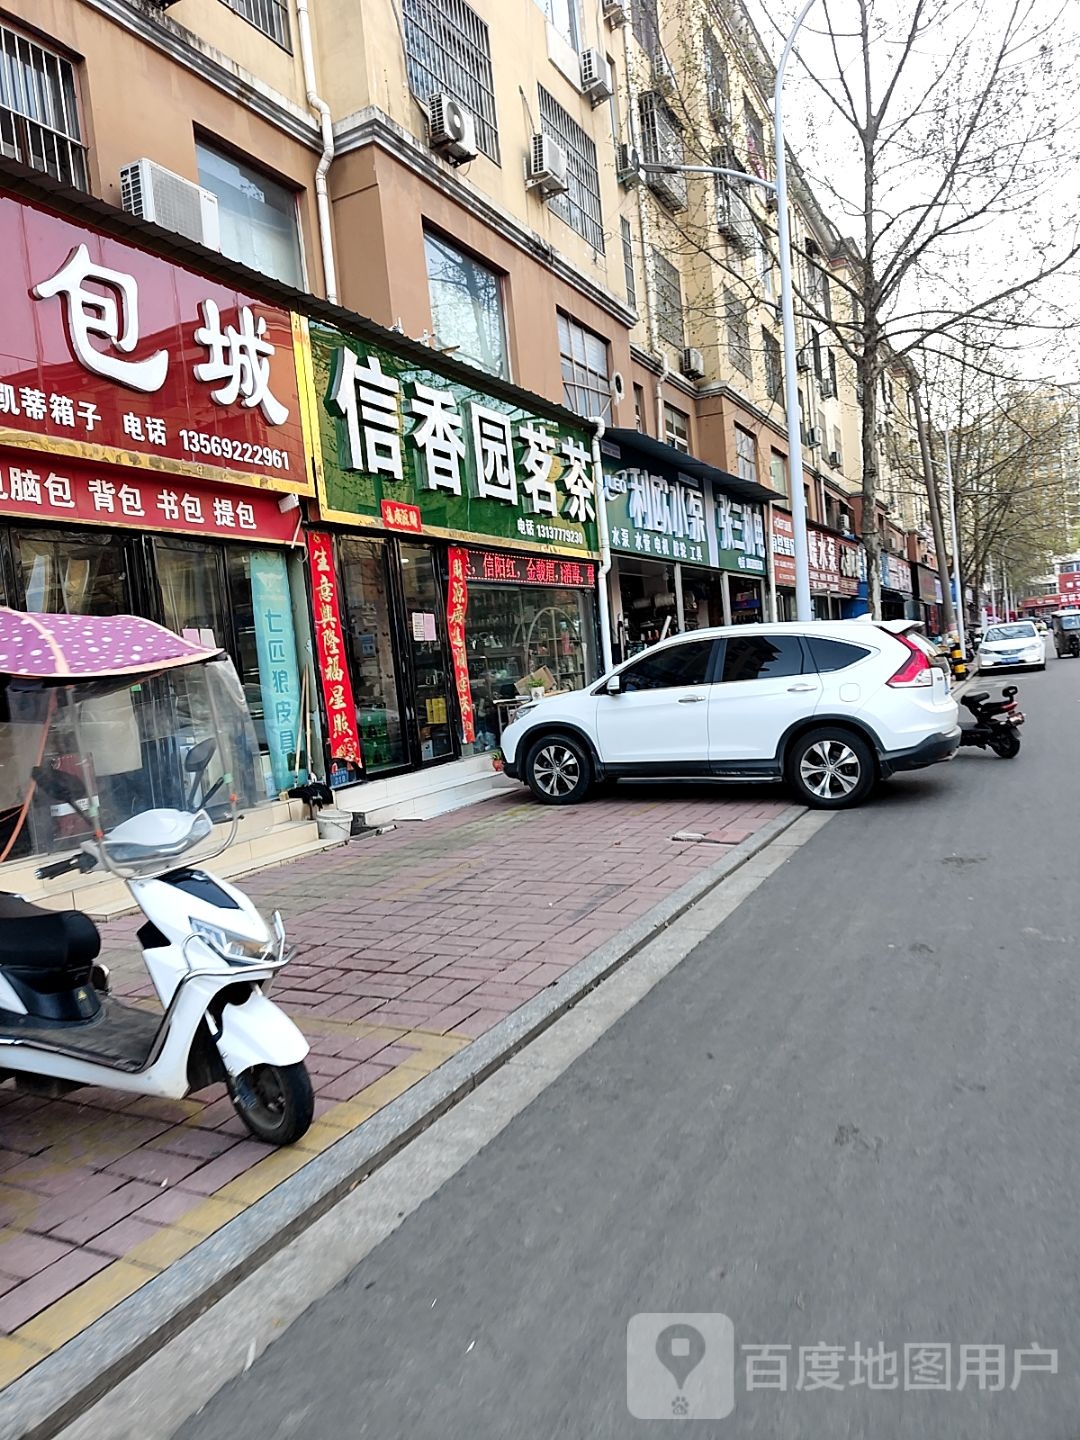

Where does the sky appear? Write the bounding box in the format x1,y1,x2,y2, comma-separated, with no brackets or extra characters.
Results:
740,0,1080,388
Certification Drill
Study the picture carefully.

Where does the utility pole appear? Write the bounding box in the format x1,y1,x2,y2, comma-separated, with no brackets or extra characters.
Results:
911,382,955,633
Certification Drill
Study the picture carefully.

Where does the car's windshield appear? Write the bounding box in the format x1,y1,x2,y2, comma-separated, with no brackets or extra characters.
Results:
984,623,1037,642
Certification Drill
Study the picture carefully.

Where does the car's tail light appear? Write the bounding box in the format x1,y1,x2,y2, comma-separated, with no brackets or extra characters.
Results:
885,632,933,688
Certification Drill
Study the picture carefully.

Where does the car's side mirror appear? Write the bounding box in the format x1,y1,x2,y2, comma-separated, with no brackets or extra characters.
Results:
605,674,622,696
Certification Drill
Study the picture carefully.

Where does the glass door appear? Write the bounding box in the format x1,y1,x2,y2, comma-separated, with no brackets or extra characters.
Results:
399,542,456,766
338,537,408,774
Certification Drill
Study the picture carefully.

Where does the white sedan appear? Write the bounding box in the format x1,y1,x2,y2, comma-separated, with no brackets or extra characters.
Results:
977,621,1046,672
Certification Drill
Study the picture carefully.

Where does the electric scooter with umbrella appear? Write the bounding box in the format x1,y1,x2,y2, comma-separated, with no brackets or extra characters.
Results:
0,609,313,1145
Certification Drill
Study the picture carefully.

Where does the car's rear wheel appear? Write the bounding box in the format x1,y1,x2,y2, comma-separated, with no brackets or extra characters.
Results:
787,727,876,810
525,734,593,805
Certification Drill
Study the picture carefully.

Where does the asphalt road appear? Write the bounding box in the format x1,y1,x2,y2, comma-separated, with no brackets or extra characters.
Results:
181,643,1080,1440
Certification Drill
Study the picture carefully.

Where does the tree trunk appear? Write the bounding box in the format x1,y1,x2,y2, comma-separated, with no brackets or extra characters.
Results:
859,354,882,617
911,383,956,632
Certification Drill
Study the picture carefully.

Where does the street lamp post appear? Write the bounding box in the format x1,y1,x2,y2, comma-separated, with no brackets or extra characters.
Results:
639,0,818,620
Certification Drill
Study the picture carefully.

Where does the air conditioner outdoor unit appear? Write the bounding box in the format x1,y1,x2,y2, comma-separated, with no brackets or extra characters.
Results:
120,159,220,250
428,94,479,164
651,50,677,98
580,49,614,104
829,450,842,468
819,377,836,400
527,134,570,195
805,426,822,448
795,349,811,372
616,143,643,187
603,0,630,24
680,347,706,380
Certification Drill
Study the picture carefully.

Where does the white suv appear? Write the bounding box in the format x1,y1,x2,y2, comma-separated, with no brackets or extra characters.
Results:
500,621,960,810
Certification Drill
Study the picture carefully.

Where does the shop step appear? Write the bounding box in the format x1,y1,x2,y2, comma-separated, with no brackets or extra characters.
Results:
343,767,517,828
334,751,507,813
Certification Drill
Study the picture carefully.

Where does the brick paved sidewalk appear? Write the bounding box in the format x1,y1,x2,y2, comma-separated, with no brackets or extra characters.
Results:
0,785,788,1386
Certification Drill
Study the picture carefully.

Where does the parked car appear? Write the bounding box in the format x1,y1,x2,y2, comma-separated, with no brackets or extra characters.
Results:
976,621,1046,672
500,621,960,810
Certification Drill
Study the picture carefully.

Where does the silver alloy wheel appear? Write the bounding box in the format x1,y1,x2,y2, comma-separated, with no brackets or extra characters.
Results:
799,739,861,800
531,742,581,797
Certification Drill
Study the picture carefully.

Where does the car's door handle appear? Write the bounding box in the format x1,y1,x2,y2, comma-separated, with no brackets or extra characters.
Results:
787,683,817,692
678,694,707,703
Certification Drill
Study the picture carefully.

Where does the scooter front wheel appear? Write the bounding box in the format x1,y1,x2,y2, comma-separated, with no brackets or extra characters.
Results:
227,1061,314,1145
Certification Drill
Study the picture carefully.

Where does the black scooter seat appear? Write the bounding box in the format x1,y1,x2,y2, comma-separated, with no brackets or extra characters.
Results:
0,892,101,995
966,691,990,704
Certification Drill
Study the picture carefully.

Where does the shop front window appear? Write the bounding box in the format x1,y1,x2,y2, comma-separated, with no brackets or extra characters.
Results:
154,538,303,798
338,538,408,774
17,530,128,615
465,585,597,752
400,542,456,764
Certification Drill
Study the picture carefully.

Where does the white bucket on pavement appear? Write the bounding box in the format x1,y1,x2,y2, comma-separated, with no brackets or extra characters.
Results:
317,809,353,843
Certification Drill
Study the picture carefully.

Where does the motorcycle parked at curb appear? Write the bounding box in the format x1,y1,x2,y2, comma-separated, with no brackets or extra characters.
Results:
958,685,1024,759
0,609,313,1145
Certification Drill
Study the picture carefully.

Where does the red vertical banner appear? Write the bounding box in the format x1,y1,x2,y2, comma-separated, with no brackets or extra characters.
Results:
306,531,364,768
446,547,475,744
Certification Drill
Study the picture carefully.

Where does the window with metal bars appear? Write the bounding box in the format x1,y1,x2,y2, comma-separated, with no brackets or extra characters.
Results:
639,92,687,212
402,0,499,162
763,327,782,403
0,25,86,191
704,28,729,130
725,287,752,378
621,217,637,308
633,0,660,54
558,312,611,419
220,0,291,49
538,87,604,252
652,251,684,348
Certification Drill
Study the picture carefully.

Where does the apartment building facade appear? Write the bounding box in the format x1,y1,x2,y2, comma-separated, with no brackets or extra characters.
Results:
0,0,938,810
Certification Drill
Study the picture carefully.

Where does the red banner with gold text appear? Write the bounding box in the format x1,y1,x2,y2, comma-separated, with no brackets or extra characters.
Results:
306,532,363,768
446,547,475,745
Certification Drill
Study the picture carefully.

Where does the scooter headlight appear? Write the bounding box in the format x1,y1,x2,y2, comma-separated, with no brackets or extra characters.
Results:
190,916,271,962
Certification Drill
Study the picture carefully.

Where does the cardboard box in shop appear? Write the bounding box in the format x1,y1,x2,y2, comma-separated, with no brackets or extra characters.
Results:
514,666,557,695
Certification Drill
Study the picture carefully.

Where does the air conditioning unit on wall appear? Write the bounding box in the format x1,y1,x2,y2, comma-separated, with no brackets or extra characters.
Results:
680,347,705,380
527,134,570,196
428,94,479,164
120,159,220,250
603,0,630,24
580,49,614,104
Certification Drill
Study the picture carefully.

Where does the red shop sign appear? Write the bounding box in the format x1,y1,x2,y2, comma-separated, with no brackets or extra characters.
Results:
464,549,597,588
380,499,422,533
770,509,797,588
306,532,363,767
446,547,475,745
0,444,299,542
0,190,310,496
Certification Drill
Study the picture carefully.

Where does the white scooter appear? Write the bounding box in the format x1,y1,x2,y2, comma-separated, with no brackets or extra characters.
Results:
0,609,313,1145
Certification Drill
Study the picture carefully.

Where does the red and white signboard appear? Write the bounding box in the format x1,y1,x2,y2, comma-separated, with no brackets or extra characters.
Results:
0,445,299,543
771,509,797,588
0,190,310,498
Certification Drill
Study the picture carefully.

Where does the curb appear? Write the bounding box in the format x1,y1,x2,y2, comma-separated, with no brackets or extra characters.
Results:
2,805,806,1440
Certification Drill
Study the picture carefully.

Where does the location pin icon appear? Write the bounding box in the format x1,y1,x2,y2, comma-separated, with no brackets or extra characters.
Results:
656,1323,707,1392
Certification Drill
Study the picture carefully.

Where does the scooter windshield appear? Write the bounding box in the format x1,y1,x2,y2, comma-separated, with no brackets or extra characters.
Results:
0,657,263,870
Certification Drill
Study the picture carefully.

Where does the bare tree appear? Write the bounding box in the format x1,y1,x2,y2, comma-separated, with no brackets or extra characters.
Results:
645,0,1080,612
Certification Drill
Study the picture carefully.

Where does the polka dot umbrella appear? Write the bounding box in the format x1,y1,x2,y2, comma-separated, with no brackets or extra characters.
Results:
0,609,222,682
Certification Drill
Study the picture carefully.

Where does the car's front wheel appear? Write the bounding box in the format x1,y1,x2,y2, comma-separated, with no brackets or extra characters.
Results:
524,733,593,805
787,727,876,809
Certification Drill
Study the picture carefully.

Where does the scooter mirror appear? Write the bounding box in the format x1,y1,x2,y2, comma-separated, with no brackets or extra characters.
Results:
184,738,217,774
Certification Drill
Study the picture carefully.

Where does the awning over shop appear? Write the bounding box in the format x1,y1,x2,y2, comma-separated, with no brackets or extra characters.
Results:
604,429,781,506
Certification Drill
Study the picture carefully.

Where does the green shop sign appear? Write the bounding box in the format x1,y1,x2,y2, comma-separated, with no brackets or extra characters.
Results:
713,485,767,575
601,459,709,565
311,323,598,555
